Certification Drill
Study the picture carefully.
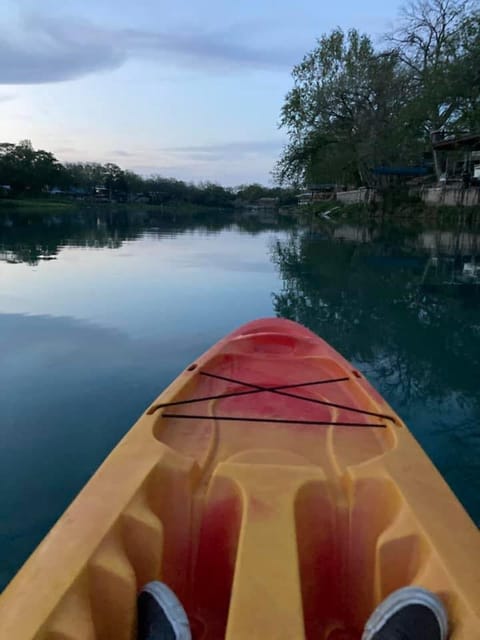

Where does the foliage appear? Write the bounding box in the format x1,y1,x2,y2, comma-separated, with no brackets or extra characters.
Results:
275,0,480,186
0,140,291,208
235,183,297,205
276,30,411,186
0,140,66,194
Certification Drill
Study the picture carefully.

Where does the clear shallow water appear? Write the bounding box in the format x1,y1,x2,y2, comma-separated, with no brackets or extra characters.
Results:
1,208,479,590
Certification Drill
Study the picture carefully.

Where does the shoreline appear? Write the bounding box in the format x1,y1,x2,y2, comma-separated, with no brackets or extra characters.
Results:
2,197,480,223
0,198,235,216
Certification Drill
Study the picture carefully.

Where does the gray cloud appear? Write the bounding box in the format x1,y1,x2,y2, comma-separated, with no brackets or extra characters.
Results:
0,13,301,85
0,15,125,84
129,162,271,186
163,140,284,155
111,149,135,157
124,26,299,71
124,140,283,185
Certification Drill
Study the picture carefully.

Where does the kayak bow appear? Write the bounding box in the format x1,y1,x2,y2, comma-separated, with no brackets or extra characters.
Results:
1,318,479,639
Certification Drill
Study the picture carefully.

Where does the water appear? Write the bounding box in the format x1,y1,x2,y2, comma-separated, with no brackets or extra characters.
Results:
1,207,479,590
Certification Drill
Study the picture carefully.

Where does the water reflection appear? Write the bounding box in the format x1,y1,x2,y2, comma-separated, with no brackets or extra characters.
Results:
0,312,188,589
0,207,296,265
271,218,480,523
0,209,217,265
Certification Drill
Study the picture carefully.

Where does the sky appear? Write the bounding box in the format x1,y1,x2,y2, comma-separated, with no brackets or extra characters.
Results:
0,0,402,186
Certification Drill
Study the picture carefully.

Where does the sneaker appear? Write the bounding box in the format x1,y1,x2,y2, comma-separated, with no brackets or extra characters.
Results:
137,581,192,640
361,586,448,640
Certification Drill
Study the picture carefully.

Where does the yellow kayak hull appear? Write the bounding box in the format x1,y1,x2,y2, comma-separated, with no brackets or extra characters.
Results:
0,318,479,639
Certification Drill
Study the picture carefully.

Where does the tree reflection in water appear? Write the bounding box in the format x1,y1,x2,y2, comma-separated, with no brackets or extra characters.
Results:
271,221,480,523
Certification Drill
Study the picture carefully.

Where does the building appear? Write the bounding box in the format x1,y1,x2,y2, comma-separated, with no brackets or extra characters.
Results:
419,132,480,206
431,132,480,184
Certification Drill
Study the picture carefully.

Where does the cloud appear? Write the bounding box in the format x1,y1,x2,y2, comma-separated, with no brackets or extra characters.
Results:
122,139,284,185
52,146,78,153
153,140,285,171
0,15,125,84
124,26,299,72
0,13,301,85
163,140,284,156
111,149,135,157
129,161,274,186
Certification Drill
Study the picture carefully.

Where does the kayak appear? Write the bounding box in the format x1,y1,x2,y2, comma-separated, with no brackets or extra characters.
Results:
0,318,479,639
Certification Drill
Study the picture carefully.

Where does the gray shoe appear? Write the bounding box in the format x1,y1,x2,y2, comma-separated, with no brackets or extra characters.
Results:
137,581,191,640
362,586,448,640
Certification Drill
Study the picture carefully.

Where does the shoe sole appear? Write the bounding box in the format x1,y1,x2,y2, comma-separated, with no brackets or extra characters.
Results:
140,582,192,640
361,586,448,640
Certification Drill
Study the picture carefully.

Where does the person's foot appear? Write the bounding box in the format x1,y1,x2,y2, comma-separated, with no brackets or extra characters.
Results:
362,586,448,640
137,581,192,640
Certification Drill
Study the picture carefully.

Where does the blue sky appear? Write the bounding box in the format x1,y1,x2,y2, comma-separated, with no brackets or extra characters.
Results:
0,0,401,185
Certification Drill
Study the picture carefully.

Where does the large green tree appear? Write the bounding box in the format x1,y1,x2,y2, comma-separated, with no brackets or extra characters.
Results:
0,140,65,194
275,0,480,186
64,163,109,190
275,29,409,185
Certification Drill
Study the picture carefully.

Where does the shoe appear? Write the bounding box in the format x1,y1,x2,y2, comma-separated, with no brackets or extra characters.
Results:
361,586,448,640
137,581,192,640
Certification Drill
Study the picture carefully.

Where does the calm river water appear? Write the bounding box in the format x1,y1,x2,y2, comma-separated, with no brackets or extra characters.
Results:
1,207,479,590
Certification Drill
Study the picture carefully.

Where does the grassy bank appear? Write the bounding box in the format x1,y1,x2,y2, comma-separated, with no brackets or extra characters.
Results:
0,198,233,216
0,198,76,212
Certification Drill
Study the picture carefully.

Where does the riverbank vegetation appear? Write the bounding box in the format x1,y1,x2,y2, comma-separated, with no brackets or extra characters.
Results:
275,0,480,187
0,140,296,210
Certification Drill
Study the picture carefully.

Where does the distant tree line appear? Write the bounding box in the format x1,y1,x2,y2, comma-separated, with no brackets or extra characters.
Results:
275,0,480,186
0,140,296,207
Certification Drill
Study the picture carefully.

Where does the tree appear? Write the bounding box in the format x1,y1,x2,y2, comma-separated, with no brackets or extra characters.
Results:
31,148,66,191
0,143,16,186
64,163,108,190
0,140,64,194
123,170,145,194
103,163,127,194
387,0,480,133
275,0,480,187
235,182,297,203
195,182,234,207
275,29,409,185
452,11,480,129
235,183,270,202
